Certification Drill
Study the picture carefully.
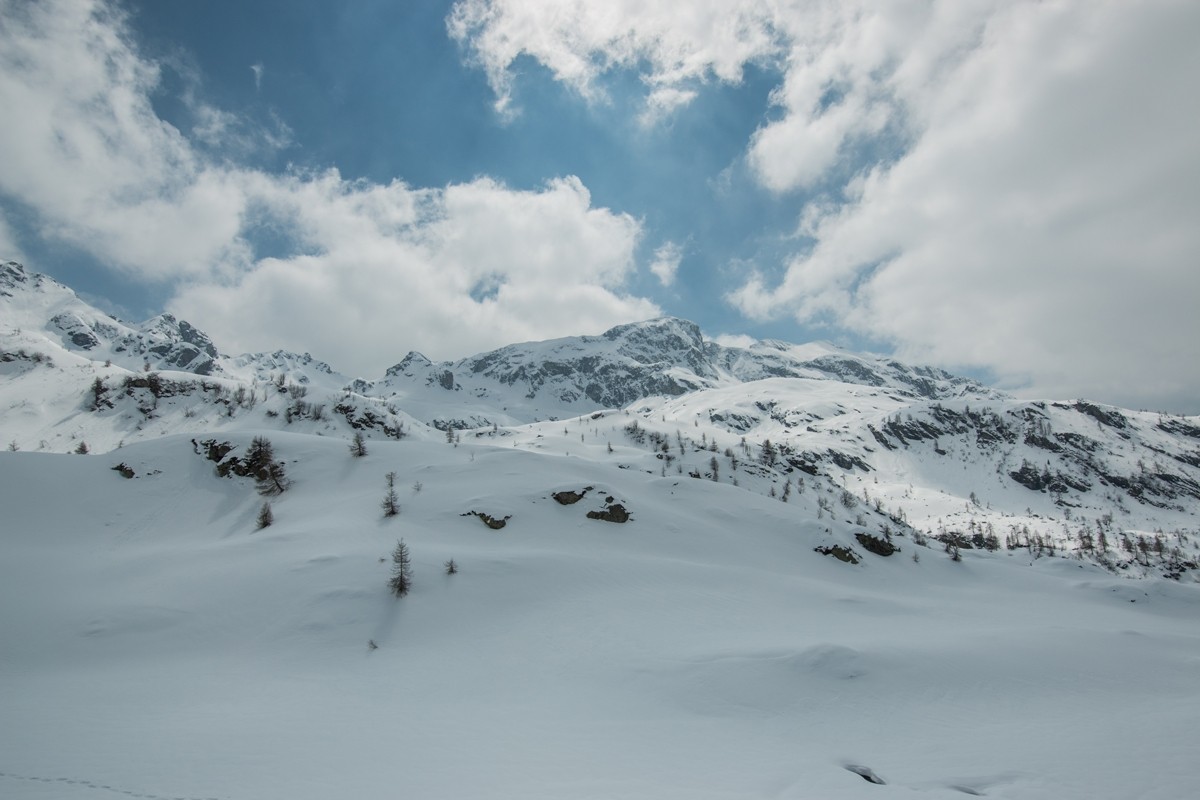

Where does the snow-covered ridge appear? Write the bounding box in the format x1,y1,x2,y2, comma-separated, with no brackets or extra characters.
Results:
3,261,992,427
363,315,1000,427
2,261,219,375
2,260,1198,579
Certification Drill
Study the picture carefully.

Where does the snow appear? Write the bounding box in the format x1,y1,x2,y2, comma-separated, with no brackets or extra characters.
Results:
4,261,1200,798
3,433,1199,799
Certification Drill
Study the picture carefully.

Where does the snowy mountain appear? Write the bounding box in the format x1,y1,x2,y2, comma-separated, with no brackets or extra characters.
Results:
3,260,1200,798
3,259,1198,578
2,262,220,375
363,316,999,429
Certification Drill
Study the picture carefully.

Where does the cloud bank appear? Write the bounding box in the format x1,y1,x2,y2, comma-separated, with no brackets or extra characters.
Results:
0,0,657,376
452,0,1200,412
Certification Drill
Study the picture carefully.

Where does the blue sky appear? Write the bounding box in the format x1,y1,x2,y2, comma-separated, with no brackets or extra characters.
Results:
1,0,1198,413
122,0,804,333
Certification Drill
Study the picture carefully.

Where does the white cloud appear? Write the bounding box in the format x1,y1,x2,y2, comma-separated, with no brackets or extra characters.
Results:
730,0,1200,411
453,0,1200,412
710,333,756,350
250,62,263,90
0,0,246,278
0,0,660,377
648,241,683,287
447,0,784,117
0,215,23,264
170,174,657,374
639,87,698,128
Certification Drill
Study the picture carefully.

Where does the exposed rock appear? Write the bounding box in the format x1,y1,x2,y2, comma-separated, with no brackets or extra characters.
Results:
552,487,593,505
815,545,860,564
587,503,630,523
462,511,511,529
855,532,897,557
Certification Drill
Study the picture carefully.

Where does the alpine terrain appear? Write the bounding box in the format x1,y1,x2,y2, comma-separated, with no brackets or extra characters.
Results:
2,259,1199,800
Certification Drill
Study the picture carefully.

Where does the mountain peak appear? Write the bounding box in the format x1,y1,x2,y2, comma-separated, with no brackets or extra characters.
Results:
1,260,68,301
602,316,705,348
0,260,27,288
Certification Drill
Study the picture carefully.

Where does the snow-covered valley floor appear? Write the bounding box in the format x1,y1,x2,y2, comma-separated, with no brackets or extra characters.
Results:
2,433,1198,799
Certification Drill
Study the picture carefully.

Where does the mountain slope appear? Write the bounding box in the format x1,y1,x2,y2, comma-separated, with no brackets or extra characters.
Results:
364,316,999,428
4,259,1200,798
2,434,1199,799
3,260,1198,579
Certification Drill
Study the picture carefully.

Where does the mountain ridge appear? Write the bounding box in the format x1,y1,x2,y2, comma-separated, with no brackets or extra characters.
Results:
2,260,1198,580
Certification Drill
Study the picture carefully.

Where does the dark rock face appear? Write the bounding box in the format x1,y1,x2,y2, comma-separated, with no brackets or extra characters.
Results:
587,503,630,523
855,532,897,557
50,313,100,350
134,314,220,375
815,545,860,564
463,511,510,529
1073,400,1128,430
552,487,592,505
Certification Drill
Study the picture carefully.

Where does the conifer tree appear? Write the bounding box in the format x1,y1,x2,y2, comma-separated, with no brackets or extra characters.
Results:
246,436,289,495
256,501,273,529
382,472,400,517
389,539,413,596
349,431,368,457
760,439,776,466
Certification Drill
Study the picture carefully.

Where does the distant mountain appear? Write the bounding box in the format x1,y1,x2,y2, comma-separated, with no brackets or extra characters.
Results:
2,260,1198,579
2,262,220,375
363,316,999,429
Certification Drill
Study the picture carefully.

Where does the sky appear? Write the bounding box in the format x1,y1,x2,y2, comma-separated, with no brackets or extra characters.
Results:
0,0,1198,413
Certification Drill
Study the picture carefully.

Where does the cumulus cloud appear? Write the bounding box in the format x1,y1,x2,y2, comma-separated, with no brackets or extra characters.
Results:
453,0,1200,412
730,1,1200,411
447,0,783,118
170,174,657,373
648,241,683,287
0,0,245,277
0,215,24,263
0,0,659,377
710,333,756,350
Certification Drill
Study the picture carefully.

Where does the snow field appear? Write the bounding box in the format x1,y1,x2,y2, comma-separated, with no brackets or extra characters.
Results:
3,433,1199,799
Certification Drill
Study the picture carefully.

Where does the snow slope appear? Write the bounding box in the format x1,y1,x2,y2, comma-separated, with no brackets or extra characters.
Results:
2,434,1199,799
